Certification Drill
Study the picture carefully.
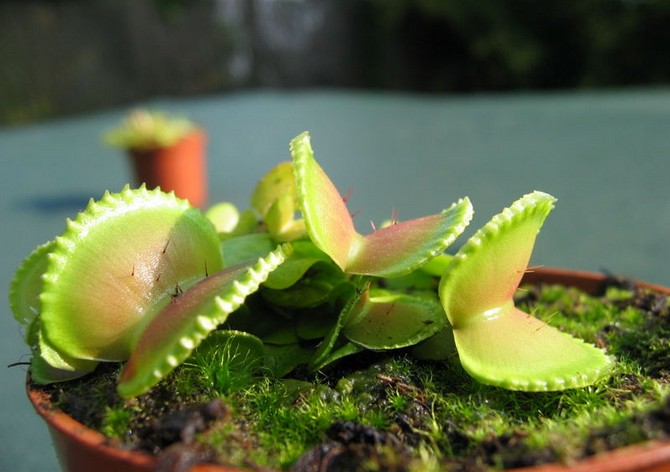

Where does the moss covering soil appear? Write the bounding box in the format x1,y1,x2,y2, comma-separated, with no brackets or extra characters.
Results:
34,280,670,471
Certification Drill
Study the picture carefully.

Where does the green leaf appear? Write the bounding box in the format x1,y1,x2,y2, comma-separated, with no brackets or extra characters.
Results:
381,269,438,296
296,308,339,341
262,325,300,345
439,192,613,391
30,343,99,385
222,233,275,268
343,290,447,350
9,240,54,346
411,327,457,361
249,161,306,241
262,262,344,308
207,204,259,241
450,303,612,390
290,132,473,277
312,342,364,372
309,280,363,370
263,241,332,290
419,253,453,277
250,161,296,218
117,244,290,398
264,343,315,378
39,186,224,364
224,298,296,344
265,192,306,241
229,209,261,239
205,202,240,233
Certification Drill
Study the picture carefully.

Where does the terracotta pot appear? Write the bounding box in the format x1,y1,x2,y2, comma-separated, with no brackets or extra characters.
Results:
26,268,670,472
129,130,207,208
27,385,242,472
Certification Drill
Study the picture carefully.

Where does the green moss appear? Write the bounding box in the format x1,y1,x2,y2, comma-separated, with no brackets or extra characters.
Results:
100,406,133,439
41,283,670,470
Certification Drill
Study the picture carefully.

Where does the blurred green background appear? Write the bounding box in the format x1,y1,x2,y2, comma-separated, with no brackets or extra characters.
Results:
2,0,669,125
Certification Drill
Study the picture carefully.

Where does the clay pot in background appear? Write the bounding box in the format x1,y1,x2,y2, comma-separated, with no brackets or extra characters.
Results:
128,130,207,208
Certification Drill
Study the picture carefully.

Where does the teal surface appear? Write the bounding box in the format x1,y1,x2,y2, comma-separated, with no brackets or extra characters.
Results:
1,88,669,470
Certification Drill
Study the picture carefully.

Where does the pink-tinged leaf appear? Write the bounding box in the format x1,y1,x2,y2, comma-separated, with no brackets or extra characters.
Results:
346,199,473,277
441,192,556,323
290,132,473,277
39,186,224,364
290,132,356,271
117,245,290,398
439,192,613,391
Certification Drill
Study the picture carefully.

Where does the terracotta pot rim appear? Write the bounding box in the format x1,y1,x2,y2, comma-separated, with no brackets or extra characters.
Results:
27,381,155,465
26,267,670,472
27,381,240,472
519,266,670,295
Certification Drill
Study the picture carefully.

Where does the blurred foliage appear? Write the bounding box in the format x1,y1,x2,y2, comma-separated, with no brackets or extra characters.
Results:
153,0,189,21
365,0,670,91
1,0,668,125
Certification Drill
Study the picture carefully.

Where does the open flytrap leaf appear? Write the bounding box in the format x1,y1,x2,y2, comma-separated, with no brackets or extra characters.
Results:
305,278,447,371
7,241,99,382
10,186,225,384
343,289,447,350
290,132,473,278
40,186,224,362
118,244,290,397
439,192,613,391
9,240,55,346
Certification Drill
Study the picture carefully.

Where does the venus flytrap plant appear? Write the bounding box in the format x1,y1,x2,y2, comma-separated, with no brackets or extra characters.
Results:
10,130,613,407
